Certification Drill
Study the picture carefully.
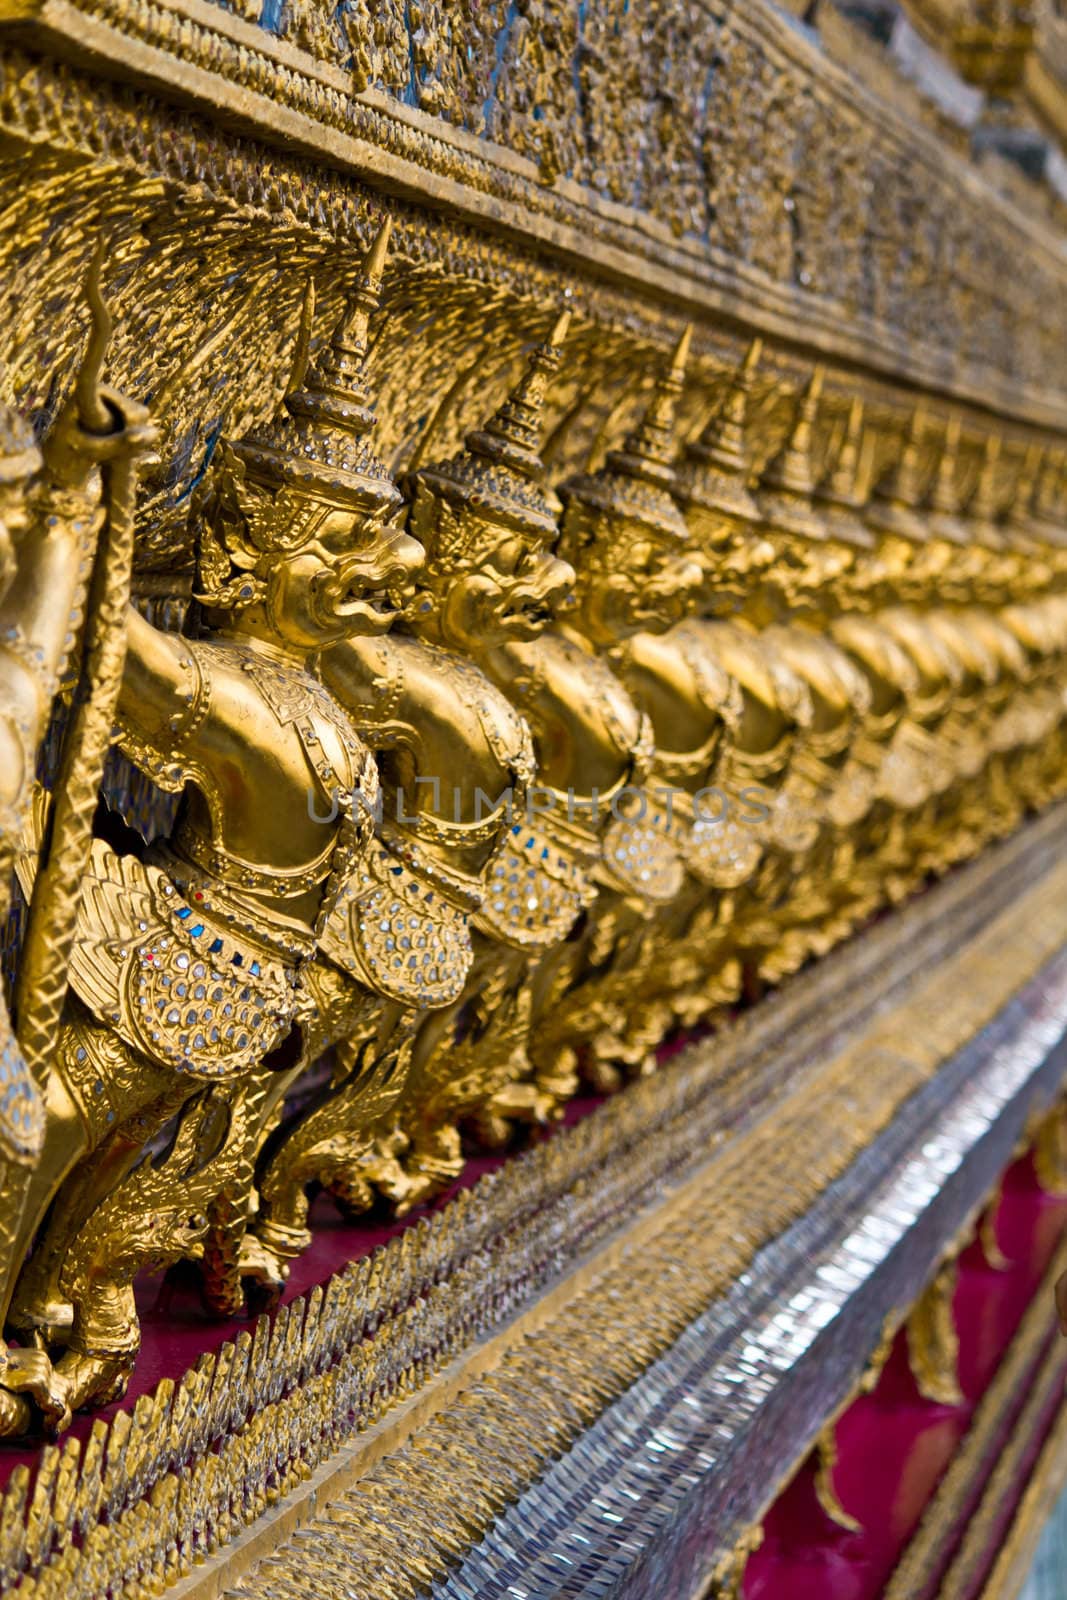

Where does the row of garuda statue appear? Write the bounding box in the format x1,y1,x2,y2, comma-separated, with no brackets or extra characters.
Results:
0,221,1064,1435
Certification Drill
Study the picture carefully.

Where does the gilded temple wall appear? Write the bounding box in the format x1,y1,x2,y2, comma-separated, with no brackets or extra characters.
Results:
0,0,1066,588
1,1,1067,1595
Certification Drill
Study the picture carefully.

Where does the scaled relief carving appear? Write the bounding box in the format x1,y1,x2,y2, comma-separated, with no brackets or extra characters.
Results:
0,217,1066,1433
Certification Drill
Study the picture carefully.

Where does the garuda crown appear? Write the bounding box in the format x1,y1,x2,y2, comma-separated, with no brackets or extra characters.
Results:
813,397,875,551
866,404,930,545
404,310,570,571
557,325,693,566
759,365,829,544
195,221,402,607
679,336,763,543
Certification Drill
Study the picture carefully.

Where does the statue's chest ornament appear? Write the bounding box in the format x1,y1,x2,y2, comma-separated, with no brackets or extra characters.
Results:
125,871,296,1081
24,836,304,1087
319,833,477,1009
475,823,598,950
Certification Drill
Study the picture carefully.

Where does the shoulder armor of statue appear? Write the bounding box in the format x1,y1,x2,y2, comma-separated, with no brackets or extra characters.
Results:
423,640,537,787
345,634,407,729
670,622,746,729
714,620,815,731
116,637,211,795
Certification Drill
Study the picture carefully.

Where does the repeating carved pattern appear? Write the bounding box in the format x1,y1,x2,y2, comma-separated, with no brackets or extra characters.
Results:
1,3,1067,1592
156,0,1065,381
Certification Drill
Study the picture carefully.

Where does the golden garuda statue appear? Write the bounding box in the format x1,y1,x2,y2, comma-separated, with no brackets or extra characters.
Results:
0,202,1065,1478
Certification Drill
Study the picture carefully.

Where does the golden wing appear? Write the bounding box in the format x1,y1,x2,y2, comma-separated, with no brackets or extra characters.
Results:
66,839,159,1022
16,789,159,1022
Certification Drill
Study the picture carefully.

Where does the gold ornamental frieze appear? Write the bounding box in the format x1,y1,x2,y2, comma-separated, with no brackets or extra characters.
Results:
0,0,1065,1593
0,195,1062,1425
1,0,1067,445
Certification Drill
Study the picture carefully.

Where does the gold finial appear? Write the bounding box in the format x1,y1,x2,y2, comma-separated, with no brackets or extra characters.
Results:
363,215,393,292
549,308,571,347
225,218,401,517
607,323,692,486
408,310,570,547
742,335,763,374
867,405,929,543
287,218,392,438
681,336,763,534
559,326,694,548
813,398,874,549
671,323,692,376
759,366,829,542
462,310,570,483
926,417,969,546
827,399,864,500
763,366,824,496
695,336,763,473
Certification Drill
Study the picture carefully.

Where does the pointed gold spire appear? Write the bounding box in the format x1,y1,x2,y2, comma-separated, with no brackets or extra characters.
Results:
232,218,400,515
866,406,929,544
759,365,829,542
463,310,570,485
671,323,692,371
681,337,763,540
411,310,569,544
813,397,874,549
559,325,693,549
926,417,970,547
606,323,692,489
286,217,392,440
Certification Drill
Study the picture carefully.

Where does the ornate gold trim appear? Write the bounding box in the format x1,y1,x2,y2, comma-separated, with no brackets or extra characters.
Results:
5,820,1055,1600
1,0,1067,419
979,1394,1067,1600
908,1256,966,1406
885,1241,1067,1600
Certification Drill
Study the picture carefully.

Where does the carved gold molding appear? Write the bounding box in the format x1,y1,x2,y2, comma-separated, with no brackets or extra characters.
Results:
2,0,1067,422
978,1389,1067,1600
885,1239,1067,1600
1,812,1064,1600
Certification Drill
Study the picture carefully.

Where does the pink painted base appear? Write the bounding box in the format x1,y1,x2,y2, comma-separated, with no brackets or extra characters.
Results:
744,1154,1067,1600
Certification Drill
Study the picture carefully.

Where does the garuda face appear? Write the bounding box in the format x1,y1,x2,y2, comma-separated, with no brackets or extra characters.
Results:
570,522,704,647
752,530,854,616
269,504,424,648
404,483,575,653
197,459,425,655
